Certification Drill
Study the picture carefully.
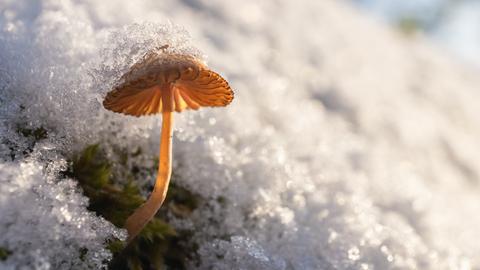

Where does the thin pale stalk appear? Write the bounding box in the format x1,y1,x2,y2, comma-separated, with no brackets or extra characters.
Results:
125,86,174,243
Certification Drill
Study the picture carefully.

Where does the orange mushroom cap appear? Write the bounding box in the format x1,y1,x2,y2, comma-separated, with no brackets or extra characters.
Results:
103,51,234,116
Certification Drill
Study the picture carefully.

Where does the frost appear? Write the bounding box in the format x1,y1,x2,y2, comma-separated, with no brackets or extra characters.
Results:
1,0,480,269
197,236,286,270
0,159,125,269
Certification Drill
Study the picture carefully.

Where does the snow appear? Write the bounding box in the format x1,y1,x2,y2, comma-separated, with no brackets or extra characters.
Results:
1,0,480,269
351,0,480,68
0,159,124,269
432,1,480,67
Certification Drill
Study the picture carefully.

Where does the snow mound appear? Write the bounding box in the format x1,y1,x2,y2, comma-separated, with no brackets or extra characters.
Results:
1,0,480,269
0,158,124,269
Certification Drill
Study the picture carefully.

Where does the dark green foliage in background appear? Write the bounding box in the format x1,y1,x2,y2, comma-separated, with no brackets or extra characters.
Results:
397,17,420,36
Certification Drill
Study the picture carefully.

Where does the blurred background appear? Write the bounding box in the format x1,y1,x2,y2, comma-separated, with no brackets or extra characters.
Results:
351,0,480,67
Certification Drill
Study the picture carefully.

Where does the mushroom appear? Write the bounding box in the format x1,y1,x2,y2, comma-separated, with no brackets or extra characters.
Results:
103,50,234,242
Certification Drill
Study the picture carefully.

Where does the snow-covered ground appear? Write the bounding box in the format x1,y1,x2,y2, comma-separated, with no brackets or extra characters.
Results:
352,0,480,67
1,0,480,269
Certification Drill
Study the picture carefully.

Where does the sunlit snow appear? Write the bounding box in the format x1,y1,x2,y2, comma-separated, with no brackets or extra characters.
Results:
1,0,480,269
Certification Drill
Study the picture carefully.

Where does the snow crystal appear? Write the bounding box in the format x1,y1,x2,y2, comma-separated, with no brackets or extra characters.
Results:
197,236,286,270
0,159,124,269
1,0,480,269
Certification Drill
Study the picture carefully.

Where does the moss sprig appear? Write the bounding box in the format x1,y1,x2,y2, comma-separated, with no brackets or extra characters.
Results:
67,144,200,269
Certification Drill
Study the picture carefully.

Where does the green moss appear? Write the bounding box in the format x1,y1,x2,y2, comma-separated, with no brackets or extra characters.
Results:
17,126,48,141
79,247,88,262
0,247,11,261
68,144,200,270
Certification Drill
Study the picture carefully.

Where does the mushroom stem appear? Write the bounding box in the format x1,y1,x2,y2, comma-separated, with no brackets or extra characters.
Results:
125,110,174,243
